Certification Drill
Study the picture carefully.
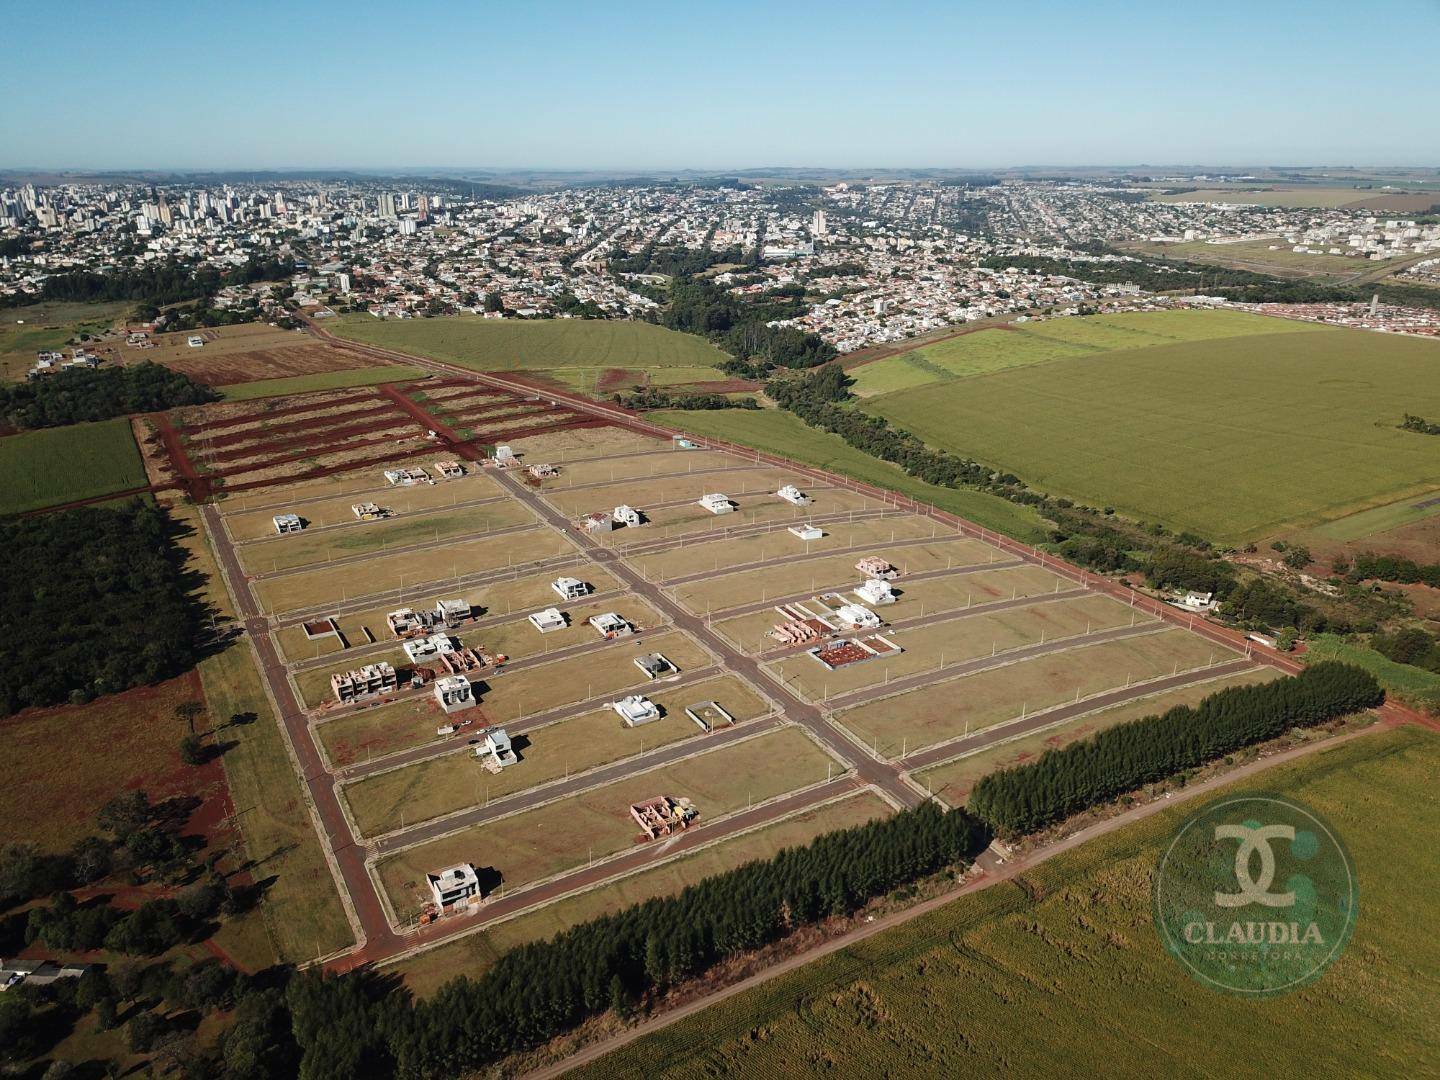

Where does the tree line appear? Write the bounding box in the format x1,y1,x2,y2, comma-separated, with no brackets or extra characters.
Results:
1347,551,1440,589
969,662,1383,835
1,256,296,309
1,360,217,428
0,502,210,715
612,386,759,411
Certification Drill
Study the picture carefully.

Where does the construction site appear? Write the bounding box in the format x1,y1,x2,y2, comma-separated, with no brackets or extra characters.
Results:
172,350,1275,992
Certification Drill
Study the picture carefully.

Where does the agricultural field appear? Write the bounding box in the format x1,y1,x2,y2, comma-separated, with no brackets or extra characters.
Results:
390,789,894,997
1152,185,1440,211
580,725,1440,1079
330,314,733,383
848,308,1314,397
0,417,147,514
862,318,1440,543
0,299,132,380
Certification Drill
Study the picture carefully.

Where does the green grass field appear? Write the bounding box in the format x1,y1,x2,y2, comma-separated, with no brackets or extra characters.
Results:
218,365,427,401
646,409,1047,543
1293,491,1440,543
579,725,1440,1079
330,315,732,382
0,418,147,514
862,318,1440,543
849,309,1321,397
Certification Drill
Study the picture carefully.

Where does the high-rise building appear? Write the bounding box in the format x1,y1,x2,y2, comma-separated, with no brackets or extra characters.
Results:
813,210,827,237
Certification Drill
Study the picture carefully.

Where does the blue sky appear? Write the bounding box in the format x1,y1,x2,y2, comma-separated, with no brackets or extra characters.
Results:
5,0,1438,170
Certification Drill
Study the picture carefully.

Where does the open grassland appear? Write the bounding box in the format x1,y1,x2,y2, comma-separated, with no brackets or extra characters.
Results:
849,309,1313,397
0,418,147,514
342,674,771,837
331,314,732,377
914,667,1277,806
767,592,1141,702
1290,490,1440,544
219,365,427,401
580,726,1439,1080
835,627,1233,759
390,790,893,997
0,675,203,850
646,409,1048,543
864,322,1440,543
375,726,840,919
238,500,534,574
198,642,353,962
252,528,576,615
0,300,131,380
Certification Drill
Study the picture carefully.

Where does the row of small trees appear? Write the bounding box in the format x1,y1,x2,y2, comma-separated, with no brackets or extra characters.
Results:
969,662,1383,835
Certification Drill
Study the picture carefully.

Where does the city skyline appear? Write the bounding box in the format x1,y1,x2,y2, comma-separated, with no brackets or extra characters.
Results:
5,0,1439,170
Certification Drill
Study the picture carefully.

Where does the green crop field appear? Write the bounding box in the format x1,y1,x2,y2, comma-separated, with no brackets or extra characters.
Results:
330,314,732,380
646,409,1047,543
579,725,1440,1079
0,418,148,514
849,309,1321,397
861,318,1440,543
219,365,427,401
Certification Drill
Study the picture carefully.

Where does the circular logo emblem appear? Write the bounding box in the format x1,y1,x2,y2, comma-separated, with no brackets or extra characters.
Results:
1153,793,1357,996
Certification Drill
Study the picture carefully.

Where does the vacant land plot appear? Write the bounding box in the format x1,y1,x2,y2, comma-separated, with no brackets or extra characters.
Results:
645,409,1048,543
0,418,147,514
238,501,534,574
1304,633,1440,710
273,565,617,662
136,323,371,386
605,488,881,547
0,300,131,380
550,448,739,488
253,528,576,615
543,467,805,518
0,674,206,850
343,674,771,837
671,538,1000,615
216,455,463,512
332,315,733,377
391,790,893,996
220,365,429,401
835,627,1234,758
914,667,1277,805
714,563,1068,654
864,321,1440,543
768,592,1143,702
375,725,838,918
582,726,1438,1079
226,476,500,539
849,309,1313,397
